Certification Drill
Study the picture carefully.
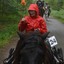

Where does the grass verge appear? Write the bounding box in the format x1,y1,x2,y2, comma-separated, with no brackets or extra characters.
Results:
51,9,64,23
0,14,20,48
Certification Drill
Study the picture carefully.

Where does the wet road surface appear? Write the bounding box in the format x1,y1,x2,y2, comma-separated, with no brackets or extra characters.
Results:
46,17,64,56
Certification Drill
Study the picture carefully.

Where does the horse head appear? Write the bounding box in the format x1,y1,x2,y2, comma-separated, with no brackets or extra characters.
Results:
17,31,50,64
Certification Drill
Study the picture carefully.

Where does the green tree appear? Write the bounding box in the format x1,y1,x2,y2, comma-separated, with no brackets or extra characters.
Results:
57,0,63,10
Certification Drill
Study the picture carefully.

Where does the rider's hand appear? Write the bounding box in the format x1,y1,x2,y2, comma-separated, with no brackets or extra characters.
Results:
22,18,26,22
43,7,45,10
34,29,39,32
34,29,38,31
21,18,27,24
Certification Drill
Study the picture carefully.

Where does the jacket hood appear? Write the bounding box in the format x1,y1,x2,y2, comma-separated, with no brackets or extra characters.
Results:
28,4,39,15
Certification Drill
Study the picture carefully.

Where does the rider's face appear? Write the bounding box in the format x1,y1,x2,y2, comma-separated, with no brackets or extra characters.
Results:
29,10,37,17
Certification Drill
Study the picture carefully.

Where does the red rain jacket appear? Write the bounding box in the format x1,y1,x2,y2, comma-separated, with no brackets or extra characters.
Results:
18,4,47,34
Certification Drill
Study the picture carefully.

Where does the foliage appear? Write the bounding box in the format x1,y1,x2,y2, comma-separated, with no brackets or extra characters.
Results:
44,0,64,10
0,0,32,48
0,14,20,48
51,9,64,23
0,0,32,16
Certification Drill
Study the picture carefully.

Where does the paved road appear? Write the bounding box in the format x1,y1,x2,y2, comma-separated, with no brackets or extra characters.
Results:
46,17,64,56
0,17,64,64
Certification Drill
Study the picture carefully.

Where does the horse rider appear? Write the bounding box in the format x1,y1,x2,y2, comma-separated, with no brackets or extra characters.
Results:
36,0,45,17
18,4,47,34
13,4,48,64
45,3,51,18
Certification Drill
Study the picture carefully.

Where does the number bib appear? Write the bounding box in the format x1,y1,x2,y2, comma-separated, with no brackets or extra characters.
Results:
48,36,58,47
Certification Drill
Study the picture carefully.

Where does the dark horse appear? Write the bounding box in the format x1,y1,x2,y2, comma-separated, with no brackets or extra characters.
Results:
13,31,55,64
3,31,64,64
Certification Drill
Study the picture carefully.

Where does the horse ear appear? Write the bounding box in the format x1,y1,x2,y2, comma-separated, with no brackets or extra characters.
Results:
41,32,50,40
17,31,25,40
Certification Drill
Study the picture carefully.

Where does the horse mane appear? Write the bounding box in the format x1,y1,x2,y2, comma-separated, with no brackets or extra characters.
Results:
19,31,42,44
18,31,49,41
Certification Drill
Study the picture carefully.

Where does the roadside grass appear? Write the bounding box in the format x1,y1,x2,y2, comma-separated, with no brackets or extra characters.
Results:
51,9,64,23
0,0,32,48
0,14,20,48
0,3,29,48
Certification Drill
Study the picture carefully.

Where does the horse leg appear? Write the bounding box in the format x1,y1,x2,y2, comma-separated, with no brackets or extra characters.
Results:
44,50,53,64
13,40,23,64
